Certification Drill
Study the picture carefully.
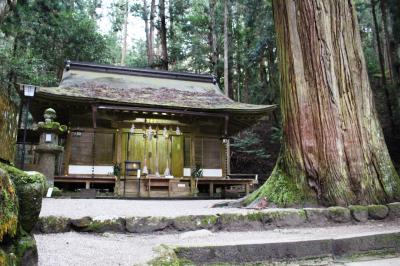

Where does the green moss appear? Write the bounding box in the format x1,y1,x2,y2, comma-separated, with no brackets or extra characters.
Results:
52,187,62,197
246,212,269,222
0,162,46,189
244,166,305,207
200,215,218,226
149,245,194,266
348,205,368,212
86,220,104,232
0,170,18,242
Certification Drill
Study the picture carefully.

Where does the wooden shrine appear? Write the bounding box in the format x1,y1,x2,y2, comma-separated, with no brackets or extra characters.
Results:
20,61,275,198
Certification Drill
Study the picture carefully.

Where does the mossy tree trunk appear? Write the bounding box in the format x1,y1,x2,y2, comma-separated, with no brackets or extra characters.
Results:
247,0,400,207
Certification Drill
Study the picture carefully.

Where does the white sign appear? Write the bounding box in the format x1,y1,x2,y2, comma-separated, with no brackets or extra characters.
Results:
46,187,53,198
177,183,186,188
45,133,52,142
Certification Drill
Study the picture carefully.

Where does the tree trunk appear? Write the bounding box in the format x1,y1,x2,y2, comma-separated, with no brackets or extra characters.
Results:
246,0,400,207
371,0,396,134
0,0,17,23
149,0,156,67
380,0,393,82
143,0,151,66
120,0,129,66
159,0,168,70
209,0,218,77
223,0,229,98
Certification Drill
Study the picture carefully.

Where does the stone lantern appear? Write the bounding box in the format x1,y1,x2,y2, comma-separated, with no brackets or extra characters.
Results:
35,108,67,186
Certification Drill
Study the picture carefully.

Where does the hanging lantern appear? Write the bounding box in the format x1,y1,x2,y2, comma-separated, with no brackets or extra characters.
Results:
176,126,181,135
130,124,135,134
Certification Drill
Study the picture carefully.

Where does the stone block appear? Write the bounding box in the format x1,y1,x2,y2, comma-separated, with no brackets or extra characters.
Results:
387,202,400,219
304,208,329,224
327,207,351,223
368,205,389,220
348,205,368,222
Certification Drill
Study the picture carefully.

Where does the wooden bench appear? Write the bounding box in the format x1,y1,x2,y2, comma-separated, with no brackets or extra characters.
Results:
197,177,257,197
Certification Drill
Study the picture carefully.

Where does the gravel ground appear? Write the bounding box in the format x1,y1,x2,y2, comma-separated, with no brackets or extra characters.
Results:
40,198,255,219
35,221,400,266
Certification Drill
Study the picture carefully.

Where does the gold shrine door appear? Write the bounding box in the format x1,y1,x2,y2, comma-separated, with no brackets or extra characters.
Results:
121,132,183,177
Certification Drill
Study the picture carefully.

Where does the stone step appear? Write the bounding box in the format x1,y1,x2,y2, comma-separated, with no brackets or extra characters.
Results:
174,231,400,265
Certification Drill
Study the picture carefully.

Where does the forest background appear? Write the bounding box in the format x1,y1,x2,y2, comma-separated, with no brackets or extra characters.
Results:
0,0,399,182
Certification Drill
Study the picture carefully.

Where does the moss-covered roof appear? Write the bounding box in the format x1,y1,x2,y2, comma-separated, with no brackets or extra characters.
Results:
37,65,275,114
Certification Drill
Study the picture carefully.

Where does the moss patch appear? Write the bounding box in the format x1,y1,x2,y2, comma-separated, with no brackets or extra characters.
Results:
149,245,194,266
0,170,18,242
244,166,305,207
0,162,46,190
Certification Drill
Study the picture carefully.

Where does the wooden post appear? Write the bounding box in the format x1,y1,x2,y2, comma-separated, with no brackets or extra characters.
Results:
224,116,231,176
63,131,72,176
209,182,214,198
245,183,250,195
91,105,97,180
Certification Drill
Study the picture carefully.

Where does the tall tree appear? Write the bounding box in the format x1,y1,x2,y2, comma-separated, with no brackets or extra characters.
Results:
370,0,395,133
209,0,218,77
120,0,129,65
223,0,229,97
159,0,168,70
246,0,400,206
0,0,16,23
149,0,156,66
142,0,151,65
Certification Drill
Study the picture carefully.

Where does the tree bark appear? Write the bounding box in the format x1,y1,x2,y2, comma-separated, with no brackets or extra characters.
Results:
120,0,129,66
159,0,168,70
224,0,229,98
370,0,396,134
209,0,218,77
143,0,151,65
246,0,400,207
149,0,156,67
0,0,17,23
379,0,393,81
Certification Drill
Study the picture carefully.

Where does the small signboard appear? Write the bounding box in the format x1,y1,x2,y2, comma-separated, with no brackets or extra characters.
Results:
46,187,53,198
45,133,52,143
178,183,186,188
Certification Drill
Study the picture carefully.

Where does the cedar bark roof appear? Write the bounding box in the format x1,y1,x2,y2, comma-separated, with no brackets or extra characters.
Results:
36,61,276,114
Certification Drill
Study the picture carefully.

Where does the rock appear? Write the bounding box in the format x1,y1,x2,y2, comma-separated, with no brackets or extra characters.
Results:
269,210,307,227
0,169,18,242
52,187,62,197
71,216,93,230
216,213,263,231
327,207,351,223
304,208,329,225
86,218,126,233
0,235,38,266
387,202,400,219
125,217,172,233
17,182,44,233
172,216,200,231
0,164,46,233
14,234,38,266
368,205,389,220
38,216,70,234
348,205,368,222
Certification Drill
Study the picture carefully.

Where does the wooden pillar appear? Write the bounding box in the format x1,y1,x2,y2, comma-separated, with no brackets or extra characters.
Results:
91,105,97,180
224,115,231,176
63,131,72,176
209,182,214,197
245,183,250,195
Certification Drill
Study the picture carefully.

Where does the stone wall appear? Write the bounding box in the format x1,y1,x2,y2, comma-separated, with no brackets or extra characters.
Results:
0,90,19,163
